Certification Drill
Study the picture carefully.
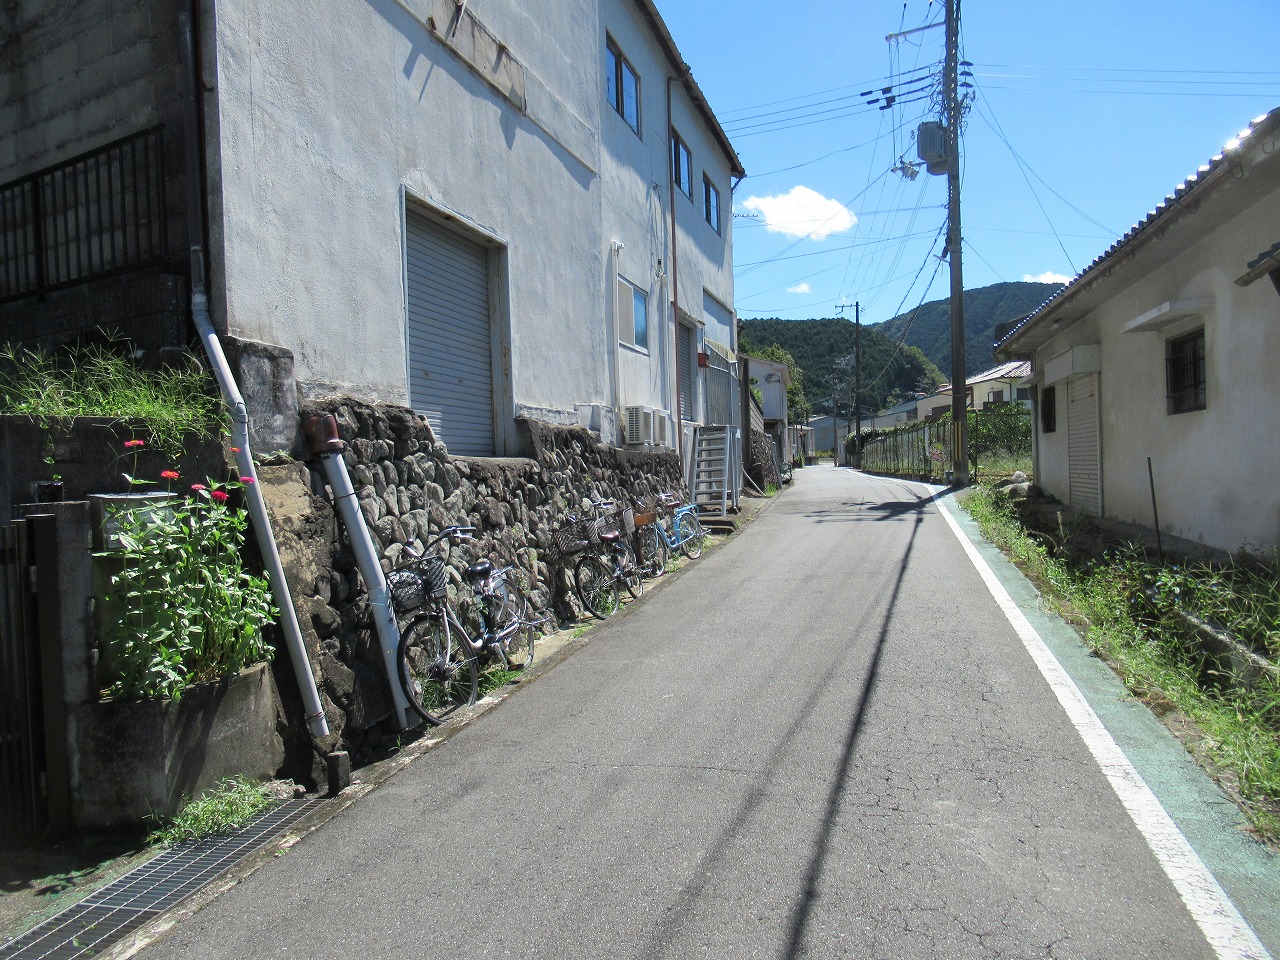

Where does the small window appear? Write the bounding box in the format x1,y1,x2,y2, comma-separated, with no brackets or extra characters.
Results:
1015,386,1031,402
606,38,640,134
1040,384,1057,434
703,176,721,233
671,131,692,197
1166,328,1206,414
618,277,648,351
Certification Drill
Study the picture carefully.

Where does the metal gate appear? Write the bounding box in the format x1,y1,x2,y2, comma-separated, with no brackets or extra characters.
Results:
704,346,739,427
0,518,46,838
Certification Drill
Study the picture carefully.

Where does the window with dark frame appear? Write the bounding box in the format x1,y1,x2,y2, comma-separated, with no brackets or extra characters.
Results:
703,175,721,234
606,38,640,135
671,131,692,197
1166,328,1206,414
1040,384,1057,434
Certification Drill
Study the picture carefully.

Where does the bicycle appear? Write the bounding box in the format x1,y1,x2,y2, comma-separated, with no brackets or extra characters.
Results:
388,526,543,726
551,502,638,621
642,492,707,569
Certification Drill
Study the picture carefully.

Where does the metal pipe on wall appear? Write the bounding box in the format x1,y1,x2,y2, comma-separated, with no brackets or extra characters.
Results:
179,6,329,738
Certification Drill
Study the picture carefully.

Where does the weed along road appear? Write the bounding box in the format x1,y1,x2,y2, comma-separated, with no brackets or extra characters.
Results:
133,465,1276,960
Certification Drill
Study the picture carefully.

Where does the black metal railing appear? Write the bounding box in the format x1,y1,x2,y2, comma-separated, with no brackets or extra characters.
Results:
0,126,169,303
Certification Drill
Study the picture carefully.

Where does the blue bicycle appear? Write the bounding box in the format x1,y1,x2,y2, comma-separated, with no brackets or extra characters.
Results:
640,492,707,575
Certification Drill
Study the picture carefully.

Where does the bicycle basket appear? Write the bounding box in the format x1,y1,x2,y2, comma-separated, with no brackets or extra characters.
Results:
621,505,636,535
633,510,656,527
552,525,589,557
387,556,448,611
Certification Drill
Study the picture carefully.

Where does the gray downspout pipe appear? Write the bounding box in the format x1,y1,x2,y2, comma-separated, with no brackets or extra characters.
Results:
305,416,413,731
179,7,328,739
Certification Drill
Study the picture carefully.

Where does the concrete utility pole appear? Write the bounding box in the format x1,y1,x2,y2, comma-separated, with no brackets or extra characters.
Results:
945,0,969,486
854,302,862,469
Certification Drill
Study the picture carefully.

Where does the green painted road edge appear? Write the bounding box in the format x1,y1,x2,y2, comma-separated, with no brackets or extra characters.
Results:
938,489,1280,955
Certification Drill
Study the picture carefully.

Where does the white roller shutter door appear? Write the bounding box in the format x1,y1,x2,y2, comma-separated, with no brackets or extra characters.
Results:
405,209,495,456
1067,373,1102,516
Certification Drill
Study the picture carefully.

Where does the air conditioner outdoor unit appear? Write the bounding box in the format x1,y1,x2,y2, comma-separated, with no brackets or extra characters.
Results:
624,405,654,445
653,410,670,447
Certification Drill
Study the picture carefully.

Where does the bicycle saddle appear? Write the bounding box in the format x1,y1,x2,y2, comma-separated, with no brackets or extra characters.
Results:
600,529,622,543
465,559,493,581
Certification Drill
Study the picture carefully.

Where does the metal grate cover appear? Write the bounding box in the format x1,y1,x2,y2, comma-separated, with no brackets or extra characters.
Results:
0,799,321,960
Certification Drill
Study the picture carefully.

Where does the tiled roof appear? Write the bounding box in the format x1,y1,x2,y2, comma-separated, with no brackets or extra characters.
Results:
995,108,1280,350
1246,240,1280,272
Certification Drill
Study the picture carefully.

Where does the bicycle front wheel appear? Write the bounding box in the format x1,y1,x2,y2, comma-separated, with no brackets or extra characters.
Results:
397,608,478,726
494,574,535,669
678,513,706,559
638,524,668,578
574,554,619,620
618,541,643,599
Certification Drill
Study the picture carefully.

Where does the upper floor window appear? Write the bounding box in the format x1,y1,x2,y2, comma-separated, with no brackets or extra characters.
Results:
606,38,640,134
1166,328,1206,414
671,131,692,197
618,277,649,351
703,176,721,234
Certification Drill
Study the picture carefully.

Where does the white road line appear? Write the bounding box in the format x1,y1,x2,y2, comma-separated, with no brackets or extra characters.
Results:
933,494,1270,960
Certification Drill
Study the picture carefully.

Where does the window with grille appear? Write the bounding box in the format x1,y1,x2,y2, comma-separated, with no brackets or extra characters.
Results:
1166,329,1206,414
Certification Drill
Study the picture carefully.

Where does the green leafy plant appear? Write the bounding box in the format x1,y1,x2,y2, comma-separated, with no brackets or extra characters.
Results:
102,476,276,701
0,341,223,455
960,485,1280,840
147,778,275,846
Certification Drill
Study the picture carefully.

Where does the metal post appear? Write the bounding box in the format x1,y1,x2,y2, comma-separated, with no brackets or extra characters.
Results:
946,0,969,486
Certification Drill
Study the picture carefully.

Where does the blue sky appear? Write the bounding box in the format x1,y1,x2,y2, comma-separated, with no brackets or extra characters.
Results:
655,0,1280,327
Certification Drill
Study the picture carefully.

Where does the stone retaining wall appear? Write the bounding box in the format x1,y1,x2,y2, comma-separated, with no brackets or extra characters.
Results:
263,398,684,779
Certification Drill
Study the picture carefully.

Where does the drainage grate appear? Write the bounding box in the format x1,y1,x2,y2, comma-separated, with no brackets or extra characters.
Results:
0,799,322,960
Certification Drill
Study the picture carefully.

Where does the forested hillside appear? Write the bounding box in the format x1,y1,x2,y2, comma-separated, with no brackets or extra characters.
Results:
741,318,944,416
874,281,1062,377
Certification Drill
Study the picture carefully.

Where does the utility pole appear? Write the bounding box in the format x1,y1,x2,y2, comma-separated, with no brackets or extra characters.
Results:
854,302,862,469
945,0,969,486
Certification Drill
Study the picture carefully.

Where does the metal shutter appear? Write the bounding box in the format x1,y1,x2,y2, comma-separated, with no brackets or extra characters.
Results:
405,209,495,456
1067,373,1102,516
677,323,694,421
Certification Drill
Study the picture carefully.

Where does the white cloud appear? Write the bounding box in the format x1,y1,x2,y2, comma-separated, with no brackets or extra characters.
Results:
787,283,812,294
740,186,856,240
1022,271,1072,284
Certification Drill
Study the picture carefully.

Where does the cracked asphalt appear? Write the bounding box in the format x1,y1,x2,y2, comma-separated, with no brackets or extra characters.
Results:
133,465,1272,959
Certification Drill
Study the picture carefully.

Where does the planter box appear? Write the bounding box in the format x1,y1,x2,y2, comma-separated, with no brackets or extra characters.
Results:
68,663,284,830
88,491,178,551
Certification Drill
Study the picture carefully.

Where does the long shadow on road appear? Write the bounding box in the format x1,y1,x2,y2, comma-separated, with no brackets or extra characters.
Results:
637,483,935,959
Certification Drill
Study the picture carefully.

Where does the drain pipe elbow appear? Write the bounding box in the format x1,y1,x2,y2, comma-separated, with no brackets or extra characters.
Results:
191,302,330,740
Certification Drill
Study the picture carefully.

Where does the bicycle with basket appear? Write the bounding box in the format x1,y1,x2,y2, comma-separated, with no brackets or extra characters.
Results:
387,525,544,726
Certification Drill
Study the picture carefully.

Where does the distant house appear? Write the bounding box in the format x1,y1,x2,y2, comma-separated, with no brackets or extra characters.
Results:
911,361,1031,421
0,0,744,459
996,108,1280,553
746,355,793,462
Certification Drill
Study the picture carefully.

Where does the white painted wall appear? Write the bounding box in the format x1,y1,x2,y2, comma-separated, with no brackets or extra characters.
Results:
599,1,737,439
1030,181,1280,552
206,0,736,454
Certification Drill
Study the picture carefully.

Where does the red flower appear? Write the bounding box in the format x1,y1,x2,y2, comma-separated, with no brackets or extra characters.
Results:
239,476,255,485
160,470,180,480
210,490,230,504
124,439,145,449
190,483,208,492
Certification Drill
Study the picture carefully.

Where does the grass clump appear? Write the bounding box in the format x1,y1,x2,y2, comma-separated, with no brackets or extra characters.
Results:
960,485,1280,842
0,342,223,455
147,778,275,847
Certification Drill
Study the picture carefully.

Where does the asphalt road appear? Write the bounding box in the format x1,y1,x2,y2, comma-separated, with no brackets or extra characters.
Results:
137,466,1269,960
